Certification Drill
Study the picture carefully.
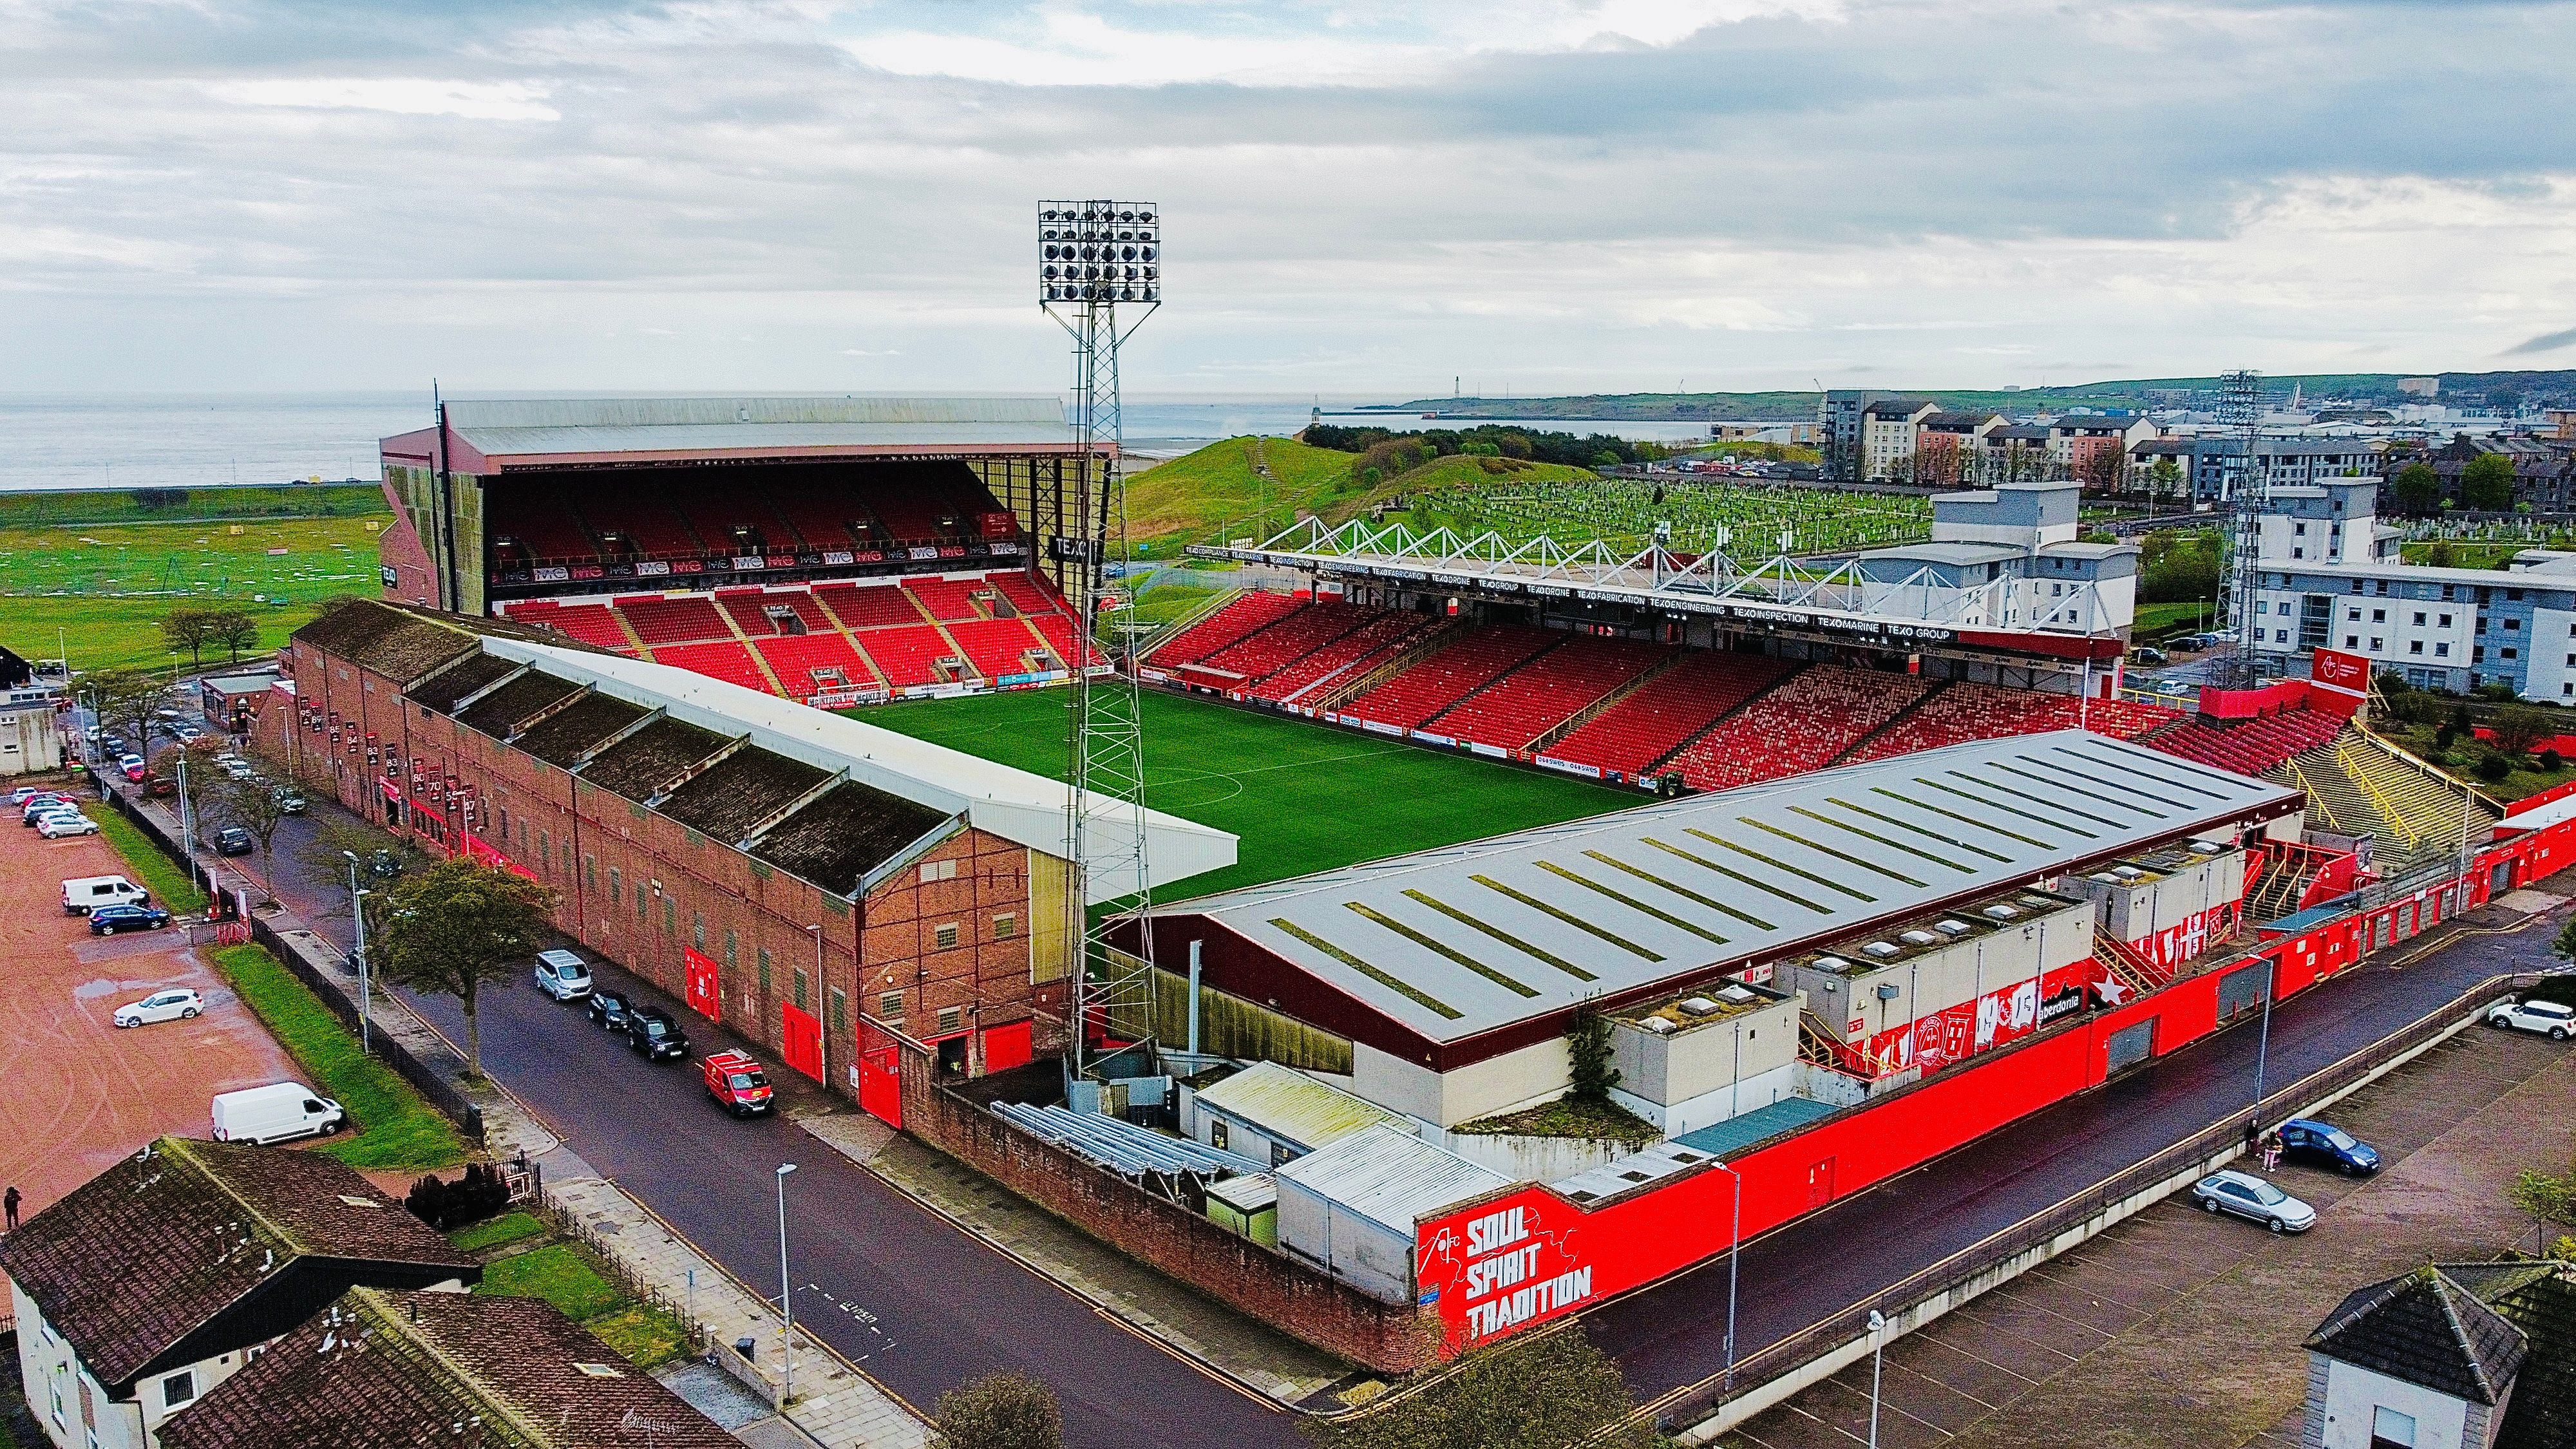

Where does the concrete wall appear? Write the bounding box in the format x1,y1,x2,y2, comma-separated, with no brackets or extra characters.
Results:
10,1280,246,1449
1432,1129,1629,1182
1350,1037,1569,1129
898,1050,1439,1374
2315,1358,2481,1449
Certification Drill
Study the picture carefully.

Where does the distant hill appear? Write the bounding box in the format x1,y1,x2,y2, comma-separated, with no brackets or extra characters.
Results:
1373,370,2576,422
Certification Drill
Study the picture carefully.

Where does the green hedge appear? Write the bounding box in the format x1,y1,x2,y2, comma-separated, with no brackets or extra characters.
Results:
209,944,466,1171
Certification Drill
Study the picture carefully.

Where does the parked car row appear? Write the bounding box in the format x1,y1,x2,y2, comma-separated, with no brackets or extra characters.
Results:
2190,1115,2384,1236
535,948,773,1115
21,790,100,838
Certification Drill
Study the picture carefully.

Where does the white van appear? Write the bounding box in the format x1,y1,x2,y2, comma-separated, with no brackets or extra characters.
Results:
62,875,149,916
211,1083,346,1146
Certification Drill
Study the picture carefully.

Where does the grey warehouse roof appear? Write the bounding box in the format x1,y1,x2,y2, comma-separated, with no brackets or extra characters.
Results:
1162,731,2296,1045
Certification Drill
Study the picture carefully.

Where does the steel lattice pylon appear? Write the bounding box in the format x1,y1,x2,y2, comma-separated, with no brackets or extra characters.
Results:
2216,369,2266,692
1040,200,1162,1076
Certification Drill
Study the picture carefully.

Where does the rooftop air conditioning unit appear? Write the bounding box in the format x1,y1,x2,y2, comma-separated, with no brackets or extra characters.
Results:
1678,996,1721,1016
1815,956,1852,972
2191,839,2224,853
1876,983,1901,1001
2090,872,2117,884
2112,866,2143,880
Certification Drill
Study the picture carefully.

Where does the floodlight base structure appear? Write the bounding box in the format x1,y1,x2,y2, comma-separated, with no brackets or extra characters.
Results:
2216,369,2266,692
1041,200,1162,1079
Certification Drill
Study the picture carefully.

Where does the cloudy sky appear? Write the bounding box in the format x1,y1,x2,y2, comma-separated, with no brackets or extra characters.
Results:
5,0,2573,397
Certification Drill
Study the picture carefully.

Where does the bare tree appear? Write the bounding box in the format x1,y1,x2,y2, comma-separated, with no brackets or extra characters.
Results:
216,773,289,905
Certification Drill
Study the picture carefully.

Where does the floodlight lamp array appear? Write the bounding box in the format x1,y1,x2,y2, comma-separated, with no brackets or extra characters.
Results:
1039,200,1160,304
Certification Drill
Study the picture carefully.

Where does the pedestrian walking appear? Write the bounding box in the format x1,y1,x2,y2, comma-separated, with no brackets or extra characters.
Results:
2260,1130,2283,1175
5,1185,21,1231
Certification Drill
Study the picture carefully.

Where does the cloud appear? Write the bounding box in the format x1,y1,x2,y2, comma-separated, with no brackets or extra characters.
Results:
2507,326,2576,357
205,78,560,121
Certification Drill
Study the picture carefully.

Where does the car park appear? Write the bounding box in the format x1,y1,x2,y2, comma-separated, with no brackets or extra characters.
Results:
114,988,204,1027
2130,646,2168,667
62,875,149,914
2278,1118,2380,1176
625,1008,688,1061
2486,996,2576,1039
587,989,632,1031
2191,1169,2316,1233
532,949,593,1001
39,813,100,839
701,1051,776,1116
213,826,254,856
8,786,56,807
220,759,254,782
90,903,173,934
21,794,73,824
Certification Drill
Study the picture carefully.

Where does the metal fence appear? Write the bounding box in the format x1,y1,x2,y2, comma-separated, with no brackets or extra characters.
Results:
1649,971,2526,1435
244,913,486,1144
538,1185,711,1359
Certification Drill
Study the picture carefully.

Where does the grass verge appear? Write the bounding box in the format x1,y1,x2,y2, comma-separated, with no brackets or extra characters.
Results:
448,1210,547,1254
90,799,210,913
208,943,467,1171
476,1243,634,1322
580,1303,692,1370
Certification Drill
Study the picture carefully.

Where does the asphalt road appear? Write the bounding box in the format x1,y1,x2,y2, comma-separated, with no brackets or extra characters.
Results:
110,714,2561,1441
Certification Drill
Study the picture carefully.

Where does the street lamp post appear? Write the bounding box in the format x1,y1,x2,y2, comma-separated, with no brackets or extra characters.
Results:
776,1162,799,1405
1866,1309,1888,1449
2249,954,2277,1136
341,851,372,1052
1716,1160,1743,1392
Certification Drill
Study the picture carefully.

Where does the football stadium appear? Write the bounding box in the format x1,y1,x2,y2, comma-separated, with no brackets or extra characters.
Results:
337,393,2576,1380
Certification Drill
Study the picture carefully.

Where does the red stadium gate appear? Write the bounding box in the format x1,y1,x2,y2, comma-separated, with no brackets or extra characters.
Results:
683,947,721,1019
781,1005,824,1082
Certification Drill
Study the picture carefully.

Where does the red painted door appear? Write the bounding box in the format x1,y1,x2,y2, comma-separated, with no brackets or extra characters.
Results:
683,947,721,1019
1806,1157,1836,1209
782,1005,823,1082
858,1026,903,1129
981,1019,1034,1074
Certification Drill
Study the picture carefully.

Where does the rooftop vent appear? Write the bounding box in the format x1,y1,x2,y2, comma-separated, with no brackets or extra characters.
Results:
1900,929,1939,947
2089,872,2117,884
1862,941,1900,958
1935,920,1972,936
2112,866,2143,880
1982,904,2020,920
1678,996,1722,1016
1716,984,1759,1005
1815,955,1853,972
1642,1017,1677,1035
2191,838,2225,853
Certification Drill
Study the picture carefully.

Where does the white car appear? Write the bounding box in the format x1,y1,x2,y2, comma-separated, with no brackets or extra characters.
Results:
2190,1170,2316,1233
2486,997,2576,1040
533,949,594,1001
38,813,100,838
115,989,204,1027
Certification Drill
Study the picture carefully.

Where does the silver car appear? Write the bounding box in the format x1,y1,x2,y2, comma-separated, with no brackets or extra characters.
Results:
2191,1169,2315,1233
533,949,594,1001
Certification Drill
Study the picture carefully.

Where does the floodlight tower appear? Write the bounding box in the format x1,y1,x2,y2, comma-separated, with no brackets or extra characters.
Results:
2217,369,2266,690
1039,200,1162,1076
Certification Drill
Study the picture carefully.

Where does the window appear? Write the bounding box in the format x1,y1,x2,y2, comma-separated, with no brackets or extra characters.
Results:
609,867,621,905
663,896,676,933
2506,617,2522,630
793,968,810,1012
880,990,904,1018
2503,648,2518,659
724,929,737,972
2344,608,2360,622
2411,612,2425,626
2441,613,2453,627
2345,636,2359,649
2409,641,2423,656
2369,1405,2416,1448
2438,643,2451,658
583,855,596,891
1209,1119,1229,1150
830,987,848,1036
2369,638,2383,651
937,1005,964,1034
994,913,1017,940
2258,601,2271,615
757,947,772,998
2275,629,2290,643
2293,522,2306,536
161,1370,196,1409
692,913,705,951
919,859,958,885
2370,609,2384,623
537,829,549,867
934,922,960,950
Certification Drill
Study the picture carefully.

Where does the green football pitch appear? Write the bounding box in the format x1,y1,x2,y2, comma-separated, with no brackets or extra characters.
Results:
857,687,1638,902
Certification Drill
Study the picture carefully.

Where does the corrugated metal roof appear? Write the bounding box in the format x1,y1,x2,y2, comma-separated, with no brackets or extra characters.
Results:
480,637,1235,902
1192,1061,1412,1152
428,395,1072,460
1206,1173,1279,1213
1162,730,2293,1043
1273,1126,1510,1236
1670,1096,1842,1159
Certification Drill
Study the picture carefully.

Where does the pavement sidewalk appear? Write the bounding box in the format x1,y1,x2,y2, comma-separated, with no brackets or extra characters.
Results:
118,785,930,1449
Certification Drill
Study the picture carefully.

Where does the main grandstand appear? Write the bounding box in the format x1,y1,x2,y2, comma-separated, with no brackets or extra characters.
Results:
375,395,1101,708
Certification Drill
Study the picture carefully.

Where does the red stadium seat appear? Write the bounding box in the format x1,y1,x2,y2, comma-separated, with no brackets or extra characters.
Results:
1428,635,1672,752
1197,602,1381,686
1846,683,2183,763
520,603,638,653
486,484,600,564
1544,652,1795,777
984,571,1065,618
853,625,967,689
618,596,732,646
1338,627,1558,732
2147,709,2346,775
1028,613,1095,671
1669,666,1933,791
645,641,779,696
813,582,930,630
1148,592,1300,668
945,618,1048,679
902,576,990,623
717,589,834,638
755,633,881,698
1249,611,1437,706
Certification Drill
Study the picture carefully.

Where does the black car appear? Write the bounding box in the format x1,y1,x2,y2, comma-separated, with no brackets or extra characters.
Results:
587,989,631,1031
214,826,255,856
90,904,174,935
625,1008,688,1061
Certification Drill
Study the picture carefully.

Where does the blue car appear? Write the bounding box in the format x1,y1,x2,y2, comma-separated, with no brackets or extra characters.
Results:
2280,1118,2380,1176
90,904,174,936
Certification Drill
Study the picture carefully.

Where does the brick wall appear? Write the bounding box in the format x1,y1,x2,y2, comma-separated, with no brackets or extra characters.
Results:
897,1045,1440,1374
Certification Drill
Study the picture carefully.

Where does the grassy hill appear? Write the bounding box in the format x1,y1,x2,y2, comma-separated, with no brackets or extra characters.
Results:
1122,435,1361,556
0,482,386,527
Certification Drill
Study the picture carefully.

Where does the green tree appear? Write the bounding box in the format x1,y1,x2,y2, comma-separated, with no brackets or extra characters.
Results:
216,767,289,905
2392,462,2441,515
2426,540,2458,569
2462,453,2517,512
933,1373,1061,1449
2492,704,2554,757
1303,1327,1661,1449
160,606,223,668
370,857,560,1076
207,608,261,663
2151,456,2183,505
1566,999,1620,1104
79,666,166,755
2554,914,2576,965
2508,1164,2576,1258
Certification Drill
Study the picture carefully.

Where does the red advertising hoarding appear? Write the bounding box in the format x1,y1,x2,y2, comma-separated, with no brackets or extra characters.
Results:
2308,647,2369,716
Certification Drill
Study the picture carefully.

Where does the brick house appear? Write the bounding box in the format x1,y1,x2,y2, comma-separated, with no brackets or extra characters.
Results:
1,1139,477,1449
256,599,1231,1094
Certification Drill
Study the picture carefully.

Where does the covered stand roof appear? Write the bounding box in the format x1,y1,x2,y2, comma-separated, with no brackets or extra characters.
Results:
383,395,1084,471
1154,732,2296,1054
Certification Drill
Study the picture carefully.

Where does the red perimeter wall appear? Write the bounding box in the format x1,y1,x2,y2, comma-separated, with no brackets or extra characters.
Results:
1416,813,2576,1356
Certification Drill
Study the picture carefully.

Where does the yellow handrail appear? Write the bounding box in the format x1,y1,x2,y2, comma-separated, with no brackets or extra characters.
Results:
2284,755,2349,835
2338,740,2421,850
2356,723,2506,820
